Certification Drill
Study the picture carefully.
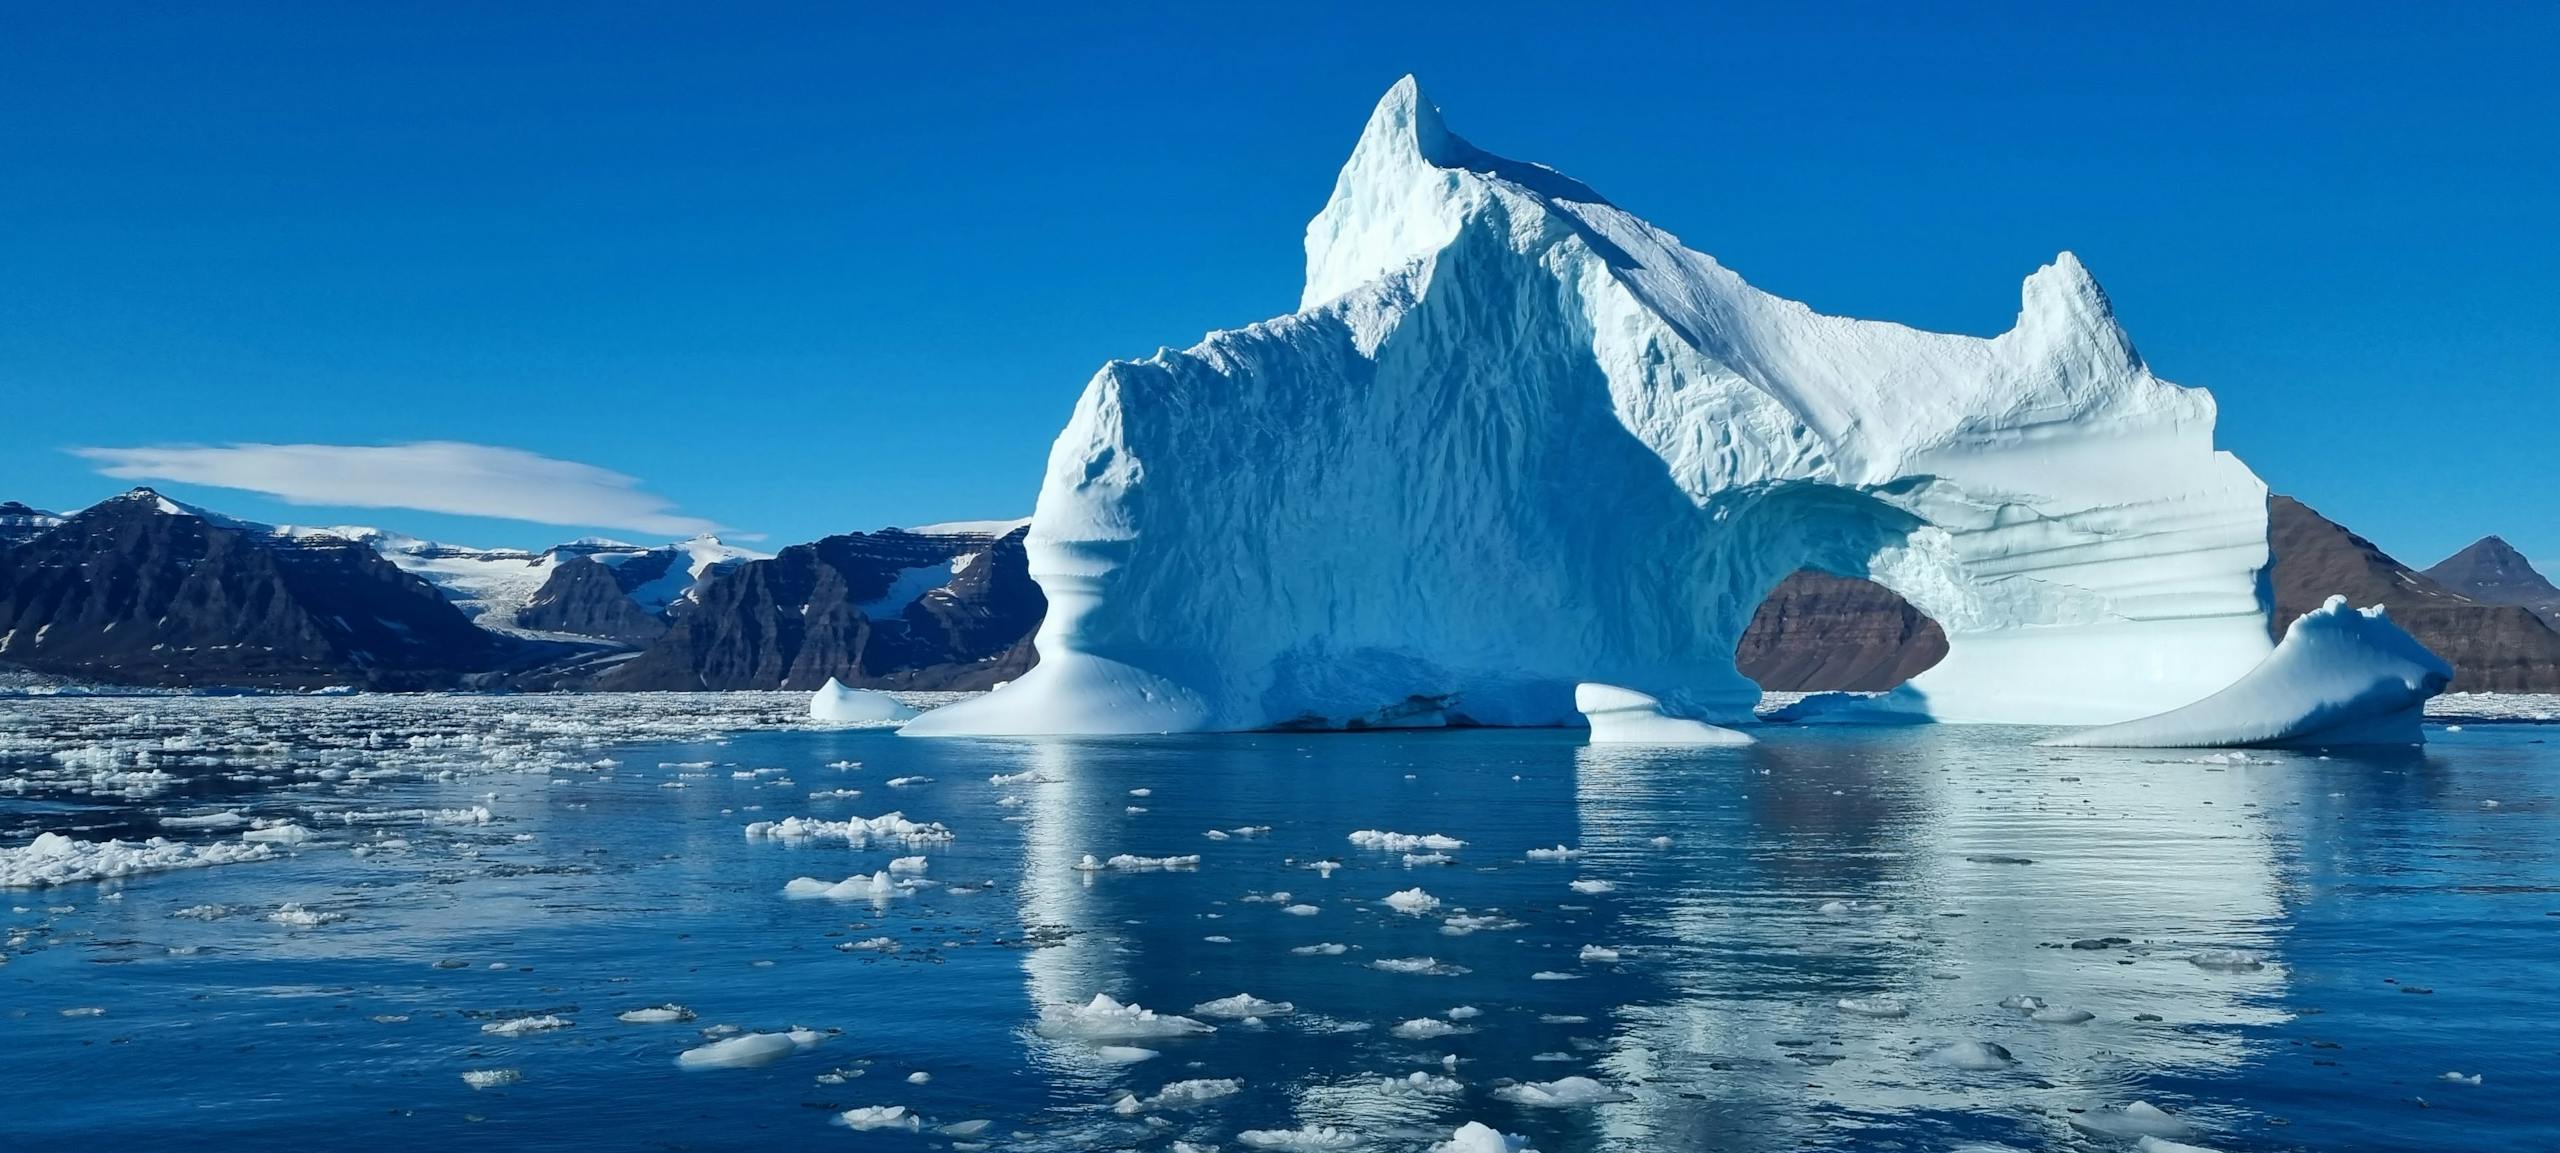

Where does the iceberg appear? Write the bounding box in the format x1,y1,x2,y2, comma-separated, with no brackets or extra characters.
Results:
1576,683,1753,745
905,76,2275,737
808,678,919,724
2043,597,2451,748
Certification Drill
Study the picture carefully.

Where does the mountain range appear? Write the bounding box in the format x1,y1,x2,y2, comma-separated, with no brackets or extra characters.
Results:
1,488,2553,694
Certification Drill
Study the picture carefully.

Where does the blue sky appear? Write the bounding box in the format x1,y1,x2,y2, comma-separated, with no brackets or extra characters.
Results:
4,3,2553,572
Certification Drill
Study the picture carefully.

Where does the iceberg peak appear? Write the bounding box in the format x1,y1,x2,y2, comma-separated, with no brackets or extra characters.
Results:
1359,74,1454,166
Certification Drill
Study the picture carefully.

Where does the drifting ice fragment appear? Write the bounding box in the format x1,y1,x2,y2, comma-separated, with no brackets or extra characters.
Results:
677,1030,823,1070
808,678,920,724
1034,994,1214,1040
1576,684,1754,745
1432,1122,1540,1153
2043,598,2451,749
1491,1076,1635,1106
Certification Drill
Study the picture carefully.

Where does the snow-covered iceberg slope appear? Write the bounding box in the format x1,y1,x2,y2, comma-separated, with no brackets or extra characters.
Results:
906,77,2274,737
1576,684,1751,745
2042,597,2452,748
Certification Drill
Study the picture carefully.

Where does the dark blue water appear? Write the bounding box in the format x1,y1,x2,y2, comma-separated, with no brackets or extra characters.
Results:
3,696,2553,1151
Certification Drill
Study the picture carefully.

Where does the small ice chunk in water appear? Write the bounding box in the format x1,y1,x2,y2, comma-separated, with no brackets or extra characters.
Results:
1386,1071,1466,1096
1568,879,1615,894
1383,887,1441,915
460,1069,521,1089
242,823,315,844
1237,1126,1363,1150
1491,1076,1635,1106
1837,997,1908,1018
2030,1006,2095,1024
481,1014,571,1035
1578,945,1619,963
906,1070,930,1084
1093,1045,1161,1063
267,903,344,927
808,679,920,723
2134,1139,2224,1153
1524,845,1583,861
1283,904,1320,916
2441,1071,2483,1085
1035,994,1214,1040
887,856,929,873
2069,1101,2194,1140
834,1105,921,1131
1432,1122,1540,1153
1193,994,1294,1018
1291,942,1348,955
1112,1077,1241,1114
1349,830,1465,853
1922,1041,2018,1070
677,1030,822,1070
783,872,898,902
1373,957,1469,976
618,1005,695,1024
1392,1018,1467,1039
2188,949,2265,971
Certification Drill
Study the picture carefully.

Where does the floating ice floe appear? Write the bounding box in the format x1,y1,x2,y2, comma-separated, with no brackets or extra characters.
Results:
783,872,909,902
1922,1040,2018,1070
1291,942,1349,956
1491,1076,1635,1107
241,822,315,844
1578,945,1619,963
1524,845,1583,861
2187,948,2265,971
1035,994,1214,1040
1237,1126,1363,1150
1392,1018,1469,1039
1386,1071,1466,1096
1432,1122,1540,1153
744,813,952,845
1383,887,1441,915
834,1105,921,1131
2030,1006,2095,1024
1113,1077,1242,1114
159,810,248,829
1837,997,1908,1018
1192,994,1294,1019
808,678,920,724
2067,1101,2193,1140
0,832,275,888
267,902,343,927
677,1029,825,1070
2043,598,2453,749
482,1014,570,1035
1349,830,1464,853
460,1068,521,1089
1373,956,1469,976
1093,1045,1161,1063
1568,879,1615,894
618,1004,695,1024
1577,684,1754,745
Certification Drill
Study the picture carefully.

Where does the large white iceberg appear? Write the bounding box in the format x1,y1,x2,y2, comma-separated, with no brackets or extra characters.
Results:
905,77,2275,737
2043,596,2452,748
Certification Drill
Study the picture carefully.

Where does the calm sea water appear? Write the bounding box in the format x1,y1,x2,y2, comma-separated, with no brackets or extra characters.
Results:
2,694,2553,1152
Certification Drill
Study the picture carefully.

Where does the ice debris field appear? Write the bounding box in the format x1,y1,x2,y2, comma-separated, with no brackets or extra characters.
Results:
5,690,2560,1151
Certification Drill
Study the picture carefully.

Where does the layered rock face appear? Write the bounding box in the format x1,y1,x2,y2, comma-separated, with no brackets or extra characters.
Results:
601,526,1043,691
1735,572,1948,692
909,78,2275,736
2424,535,2560,625
0,502,61,545
0,490,499,688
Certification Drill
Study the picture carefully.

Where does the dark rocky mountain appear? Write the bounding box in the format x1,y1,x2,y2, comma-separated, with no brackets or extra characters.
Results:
2424,535,2560,625
0,489,504,688
1736,571,1948,691
2270,496,2560,692
516,550,690,643
601,526,1044,691
0,501,61,544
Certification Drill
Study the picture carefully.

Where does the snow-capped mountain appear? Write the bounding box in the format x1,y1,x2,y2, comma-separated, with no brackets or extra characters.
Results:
272,524,767,641
599,524,1043,691
0,501,62,545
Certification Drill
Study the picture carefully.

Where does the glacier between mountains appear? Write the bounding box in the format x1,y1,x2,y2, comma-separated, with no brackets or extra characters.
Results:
906,76,2385,738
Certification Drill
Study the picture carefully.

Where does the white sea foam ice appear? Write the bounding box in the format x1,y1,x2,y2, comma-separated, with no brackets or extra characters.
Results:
743,813,953,845
1034,994,1214,1040
0,832,275,888
482,1014,570,1035
460,1068,521,1089
2068,1102,2194,1140
1491,1076,1635,1107
1383,887,1441,914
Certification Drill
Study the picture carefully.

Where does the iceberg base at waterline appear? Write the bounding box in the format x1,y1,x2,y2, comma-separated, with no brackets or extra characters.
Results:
809,678,920,724
2041,596,2452,749
1575,683,1752,745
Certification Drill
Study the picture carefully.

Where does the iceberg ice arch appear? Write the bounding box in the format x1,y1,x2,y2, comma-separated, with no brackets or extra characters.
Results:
2041,597,2453,749
904,76,2274,738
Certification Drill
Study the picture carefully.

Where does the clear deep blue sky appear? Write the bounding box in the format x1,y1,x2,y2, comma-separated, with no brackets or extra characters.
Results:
4,3,2553,569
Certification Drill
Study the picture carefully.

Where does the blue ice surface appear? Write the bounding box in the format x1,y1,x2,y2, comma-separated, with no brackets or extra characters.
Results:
3,698,2554,1152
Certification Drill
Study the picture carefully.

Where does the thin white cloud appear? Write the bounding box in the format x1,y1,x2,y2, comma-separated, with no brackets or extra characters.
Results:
70,441,730,538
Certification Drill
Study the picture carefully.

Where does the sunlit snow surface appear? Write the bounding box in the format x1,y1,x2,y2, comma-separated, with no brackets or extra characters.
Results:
3,692,2557,1151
